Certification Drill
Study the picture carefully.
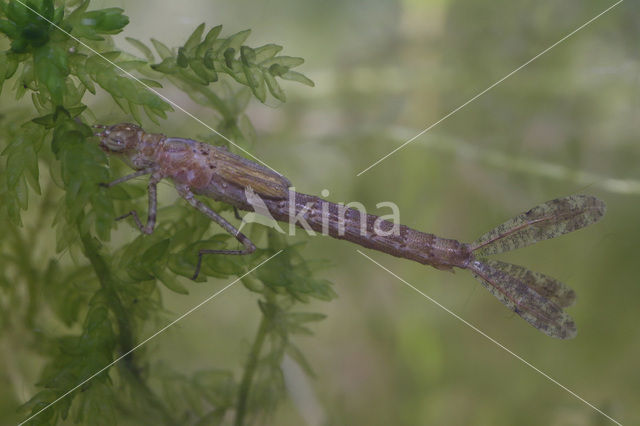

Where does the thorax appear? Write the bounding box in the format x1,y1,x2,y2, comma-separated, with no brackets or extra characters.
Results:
151,136,216,189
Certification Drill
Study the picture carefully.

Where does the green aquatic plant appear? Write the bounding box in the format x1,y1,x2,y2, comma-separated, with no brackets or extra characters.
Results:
0,1,331,424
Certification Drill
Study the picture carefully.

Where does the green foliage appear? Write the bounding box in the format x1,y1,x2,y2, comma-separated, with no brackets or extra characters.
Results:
142,23,313,103
0,1,326,425
52,116,114,241
0,0,65,53
19,292,117,425
1,121,44,225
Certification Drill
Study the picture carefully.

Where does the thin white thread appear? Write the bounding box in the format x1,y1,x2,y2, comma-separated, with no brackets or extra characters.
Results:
18,250,283,425
356,250,622,426
13,0,284,175
356,0,624,176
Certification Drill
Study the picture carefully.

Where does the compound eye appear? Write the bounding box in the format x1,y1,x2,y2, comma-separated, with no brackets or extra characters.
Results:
104,135,126,152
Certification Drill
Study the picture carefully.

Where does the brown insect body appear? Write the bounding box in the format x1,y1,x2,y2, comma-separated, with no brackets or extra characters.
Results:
98,123,291,197
96,123,606,339
262,193,473,271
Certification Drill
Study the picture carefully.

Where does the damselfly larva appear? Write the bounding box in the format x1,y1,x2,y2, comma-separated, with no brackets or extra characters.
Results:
96,123,606,339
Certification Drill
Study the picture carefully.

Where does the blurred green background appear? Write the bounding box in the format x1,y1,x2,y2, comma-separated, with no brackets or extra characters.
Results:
2,0,639,424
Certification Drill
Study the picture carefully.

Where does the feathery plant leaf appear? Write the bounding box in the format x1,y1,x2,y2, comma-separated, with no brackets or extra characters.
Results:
144,23,313,103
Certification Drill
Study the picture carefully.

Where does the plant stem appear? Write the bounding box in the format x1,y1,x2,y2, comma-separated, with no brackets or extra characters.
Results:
80,232,135,356
80,231,178,425
235,313,269,426
119,363,179,426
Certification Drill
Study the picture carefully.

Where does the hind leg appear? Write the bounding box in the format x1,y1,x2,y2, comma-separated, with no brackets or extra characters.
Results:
176,185,256,279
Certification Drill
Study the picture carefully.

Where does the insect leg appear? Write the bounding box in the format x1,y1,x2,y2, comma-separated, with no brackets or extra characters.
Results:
99,168,153,188
117,173,161,235
176,186,256,280
233,206,242,220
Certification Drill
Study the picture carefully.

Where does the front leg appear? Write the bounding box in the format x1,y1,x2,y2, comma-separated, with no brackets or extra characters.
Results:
117,173,161,235
176,185,256,279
